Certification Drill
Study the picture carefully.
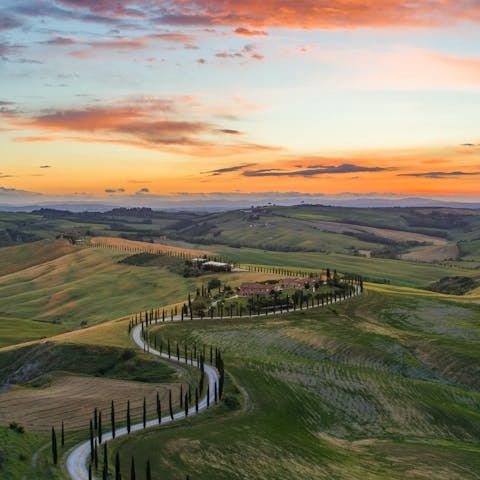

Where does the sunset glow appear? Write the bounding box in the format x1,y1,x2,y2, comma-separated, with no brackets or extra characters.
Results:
1,1,480,203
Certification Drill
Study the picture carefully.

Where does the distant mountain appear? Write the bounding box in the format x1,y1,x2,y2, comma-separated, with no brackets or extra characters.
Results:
0,195,479,212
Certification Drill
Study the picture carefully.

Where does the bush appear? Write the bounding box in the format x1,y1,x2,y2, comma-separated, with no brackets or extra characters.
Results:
223,395,241,410
121,349,135,361
9,421,25,434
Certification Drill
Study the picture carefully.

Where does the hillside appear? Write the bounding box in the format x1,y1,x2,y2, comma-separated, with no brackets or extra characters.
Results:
1,205,479,263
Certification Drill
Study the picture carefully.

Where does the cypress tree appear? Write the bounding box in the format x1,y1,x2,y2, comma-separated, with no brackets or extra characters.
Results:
94,407,98,431
115,452,121,480
127,400,131,434
207,384,210,408
51,426,58,465
89,419,94,461
94,439,98,471
61,420,65,447
130,456,136,480
169,390,174,420
156,392,162,424
195,387,199,413
214,382,218,404
102,443,108,480
88,464,92,480
184,393,189,416
176,343,180,361
146,459,152,480
143,397,147,428
111,400,116,439
98,411,102,443
180,384,183,407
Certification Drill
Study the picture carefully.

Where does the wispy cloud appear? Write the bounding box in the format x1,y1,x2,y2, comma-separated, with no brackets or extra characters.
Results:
234,27,268,37
206,163,257,176
397,171,480,178
243,163,387,177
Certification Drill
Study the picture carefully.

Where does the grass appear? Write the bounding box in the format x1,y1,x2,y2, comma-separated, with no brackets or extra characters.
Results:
217,246,477,287
105,288,480,479
0,317,70,348
0,243,198,332
0,426,50,480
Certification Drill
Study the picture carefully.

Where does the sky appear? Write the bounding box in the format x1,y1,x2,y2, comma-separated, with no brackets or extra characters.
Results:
1,0,480,206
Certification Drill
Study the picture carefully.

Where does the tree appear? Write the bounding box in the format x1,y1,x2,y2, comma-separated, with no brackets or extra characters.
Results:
115,452,121,480
111,400,116,439
61,420,65,447
94,439,98,471
88,464,92,480
89,419,94,461
169,390,174,420
102,443,108,480
143,397,147,428
156,392,161,424
98,411,103,443
146,459,152,480
51,426,58,465
94,407,98,431
195,387,199,413
184,393,189,417
130,456,136,480
127,400,131,434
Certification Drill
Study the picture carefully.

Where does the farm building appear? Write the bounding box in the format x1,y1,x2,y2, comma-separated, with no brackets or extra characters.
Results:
239,282,275,297
201,261,231,272
191,257,208,265
279,278,311,289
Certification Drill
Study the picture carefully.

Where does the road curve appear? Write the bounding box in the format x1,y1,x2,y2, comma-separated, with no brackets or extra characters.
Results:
66,286,361,479
66,323,220,480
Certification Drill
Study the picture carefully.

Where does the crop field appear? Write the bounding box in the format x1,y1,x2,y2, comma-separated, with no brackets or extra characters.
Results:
0,375,180,432
107,288,480,479
89,236,211,256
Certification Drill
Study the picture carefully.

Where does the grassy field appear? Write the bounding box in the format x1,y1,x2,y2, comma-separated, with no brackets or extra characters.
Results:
105,288,480,480
0,208,479,479
218,246,479,288
0,239,288,348
0,242,197,336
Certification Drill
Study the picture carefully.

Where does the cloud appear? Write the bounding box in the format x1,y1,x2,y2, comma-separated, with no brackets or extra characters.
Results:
234,27,268,37
217,129,243,135
243,163,387,177
196,58,207,64
397,171,480,178
0,16,22,31
216,43,265,61
10,0,480,32
84,1,480,30
136,187,150,194
39,165,51,168
206,163,257,176
42,36,77,46
8,98,279,156
105,187,125,193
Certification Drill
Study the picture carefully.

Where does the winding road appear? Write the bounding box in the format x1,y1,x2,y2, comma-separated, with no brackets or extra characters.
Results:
66,322,220,480
66,286,360,479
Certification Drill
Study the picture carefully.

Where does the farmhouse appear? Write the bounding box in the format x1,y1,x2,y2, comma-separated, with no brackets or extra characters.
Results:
191,257,207,265
239,282,275,297
279,277,311,289
201,261,231,272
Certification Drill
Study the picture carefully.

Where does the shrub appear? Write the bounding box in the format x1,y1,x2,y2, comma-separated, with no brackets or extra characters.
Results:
9,421,25,434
